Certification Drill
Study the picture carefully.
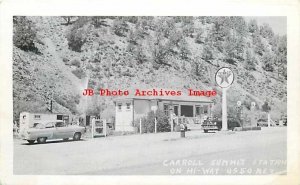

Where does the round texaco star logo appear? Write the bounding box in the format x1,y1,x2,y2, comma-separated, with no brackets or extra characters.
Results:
215,67,234,88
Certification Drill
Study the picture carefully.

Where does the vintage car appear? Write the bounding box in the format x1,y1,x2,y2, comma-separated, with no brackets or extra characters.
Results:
202,117,241,133
201,117,219,133
257,118,268,127
19,120,86,144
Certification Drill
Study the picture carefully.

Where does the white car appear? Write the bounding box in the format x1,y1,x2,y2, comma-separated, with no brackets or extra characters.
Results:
19,120,86,144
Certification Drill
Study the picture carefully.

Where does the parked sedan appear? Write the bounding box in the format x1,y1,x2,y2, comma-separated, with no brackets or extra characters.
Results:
19,120,86,144
202,117,241,133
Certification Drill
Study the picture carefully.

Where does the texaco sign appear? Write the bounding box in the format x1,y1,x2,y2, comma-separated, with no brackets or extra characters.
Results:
215,67,234,88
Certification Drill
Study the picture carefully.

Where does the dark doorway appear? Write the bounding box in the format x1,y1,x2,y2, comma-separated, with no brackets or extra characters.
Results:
181,105,193,117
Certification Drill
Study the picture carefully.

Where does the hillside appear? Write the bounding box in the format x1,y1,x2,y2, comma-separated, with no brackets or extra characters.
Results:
13,16,287,122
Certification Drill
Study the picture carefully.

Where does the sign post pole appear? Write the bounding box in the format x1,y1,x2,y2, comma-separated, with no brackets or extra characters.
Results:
139,118,142,134
268,113,271,127
215,67,234,132
222,88,228,131
251,102,256,128
155,117,157,133
104,119,107,137
91,117,95,138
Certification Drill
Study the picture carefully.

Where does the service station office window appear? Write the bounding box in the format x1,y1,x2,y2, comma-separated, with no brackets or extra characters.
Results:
203,105,208,114
118,103,122,111
163,104,169,116
126,103,131,111
34,115,41,120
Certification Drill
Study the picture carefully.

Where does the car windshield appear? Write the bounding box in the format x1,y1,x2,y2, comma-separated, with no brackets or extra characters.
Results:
55,122,65,127
45,122,54,128
33,123,45,129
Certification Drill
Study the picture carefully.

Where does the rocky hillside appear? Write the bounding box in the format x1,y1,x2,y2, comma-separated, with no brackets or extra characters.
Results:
13,16,287,121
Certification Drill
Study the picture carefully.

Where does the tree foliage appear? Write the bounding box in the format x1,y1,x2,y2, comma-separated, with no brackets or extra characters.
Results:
245,49,256,70
260,23,274,39
262,101,271,112
202,45,214,61
248,19,259,34
66,17,89,52
262,52,275,72
195,28,205,44
13,17,37,51
61,16,75,25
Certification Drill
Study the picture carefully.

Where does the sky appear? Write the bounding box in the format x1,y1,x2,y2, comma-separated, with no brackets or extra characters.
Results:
244,16,287,36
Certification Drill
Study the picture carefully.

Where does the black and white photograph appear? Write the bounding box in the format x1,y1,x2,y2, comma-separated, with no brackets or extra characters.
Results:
12,16,287,175
1,0,300,185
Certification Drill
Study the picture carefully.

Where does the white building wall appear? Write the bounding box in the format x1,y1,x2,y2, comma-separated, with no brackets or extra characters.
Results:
115,100,134,131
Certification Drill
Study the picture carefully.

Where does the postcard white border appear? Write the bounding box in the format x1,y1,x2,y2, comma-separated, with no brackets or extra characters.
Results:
0,0,299,184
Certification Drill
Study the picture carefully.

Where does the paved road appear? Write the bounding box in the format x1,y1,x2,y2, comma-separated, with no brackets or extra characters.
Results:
14,127,286,175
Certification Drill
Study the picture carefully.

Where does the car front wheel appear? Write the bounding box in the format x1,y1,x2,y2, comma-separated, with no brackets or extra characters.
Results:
27,140,35,144
37,137,47,144
73,132,81,141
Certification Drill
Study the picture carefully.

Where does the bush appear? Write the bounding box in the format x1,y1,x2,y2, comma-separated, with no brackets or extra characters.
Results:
134,46,147,64
70,59,81,68
72,68,86,79
111,18,128,37
91,16,106,27
66,19,88,52
13,17,37,51
202,45,213,61
62,57,69,63
195,29,205,44
134,110,170,133
127,30,138,45
262,52,275,72
123,16,139,24
182,24,194,38
178,39,190,60
245,50,256,70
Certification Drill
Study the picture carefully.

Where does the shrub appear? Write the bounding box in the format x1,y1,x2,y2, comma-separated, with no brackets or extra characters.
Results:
124,16,139,24
91,16,106,27
70,59,81,68
262,52,275,72
127,30,138,45
66,19,88,52
13,17,37,51
72,68,86,79
182,24,194,38
245,50,256,70
178,39,191,60
111,18,128,37
62,57,69,63
134,110,170,133
248,19,259,34
202,45,213,61
134,46,147,64
195,29,205,44
260,23,274,39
